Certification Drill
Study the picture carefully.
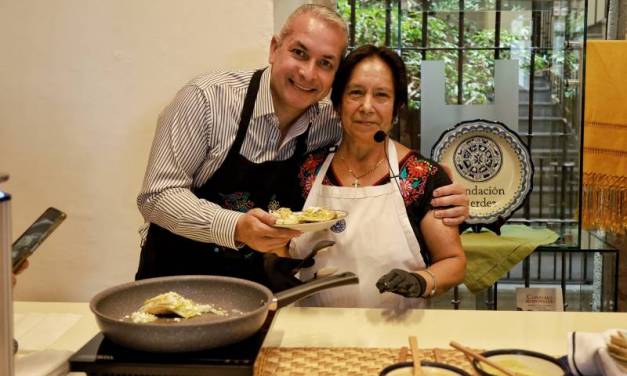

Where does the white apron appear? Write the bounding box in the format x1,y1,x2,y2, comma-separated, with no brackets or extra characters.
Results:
291,141,427,309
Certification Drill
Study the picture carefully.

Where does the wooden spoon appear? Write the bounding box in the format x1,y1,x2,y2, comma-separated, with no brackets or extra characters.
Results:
450,341,516,376
409,336,422,376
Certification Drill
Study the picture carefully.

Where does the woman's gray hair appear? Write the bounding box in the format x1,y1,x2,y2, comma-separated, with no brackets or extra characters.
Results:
276,4,348,52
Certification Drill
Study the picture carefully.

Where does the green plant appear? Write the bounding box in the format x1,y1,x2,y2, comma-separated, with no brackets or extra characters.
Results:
337,0,577,108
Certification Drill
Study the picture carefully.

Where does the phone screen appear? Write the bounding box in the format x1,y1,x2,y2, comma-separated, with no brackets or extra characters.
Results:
12,207,66,272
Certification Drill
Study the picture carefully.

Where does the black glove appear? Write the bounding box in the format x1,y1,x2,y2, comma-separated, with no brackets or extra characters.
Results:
262,253,315,292
376,268,426,298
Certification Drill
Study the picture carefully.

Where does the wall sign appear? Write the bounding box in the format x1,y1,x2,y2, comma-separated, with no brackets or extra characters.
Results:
516,287,564,311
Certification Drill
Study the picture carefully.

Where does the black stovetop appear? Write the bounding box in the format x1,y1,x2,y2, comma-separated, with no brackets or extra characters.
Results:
69,330,266,376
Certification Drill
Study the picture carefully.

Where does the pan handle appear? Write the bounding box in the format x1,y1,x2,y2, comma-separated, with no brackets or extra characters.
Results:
269,271,359,310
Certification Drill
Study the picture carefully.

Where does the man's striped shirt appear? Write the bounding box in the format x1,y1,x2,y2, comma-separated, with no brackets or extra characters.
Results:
137,68,341,249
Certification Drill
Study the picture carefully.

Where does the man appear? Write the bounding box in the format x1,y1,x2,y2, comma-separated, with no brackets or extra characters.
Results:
136,5,468,290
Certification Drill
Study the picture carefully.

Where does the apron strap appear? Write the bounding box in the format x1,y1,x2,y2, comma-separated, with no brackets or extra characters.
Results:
385,139,401,194
385,140,425,268
307,144,337,200
386,139,400,176
293,121,312,157
226,67,310,160
224,68,265,161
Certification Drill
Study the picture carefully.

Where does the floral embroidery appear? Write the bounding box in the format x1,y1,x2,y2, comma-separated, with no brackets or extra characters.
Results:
406,157,431,178
267,195,281,212
298,150,438,208
302,153,323,172
298,150,329,198
398,178,416,202
301,174,316,196
398,156,438,205
219,192,255,213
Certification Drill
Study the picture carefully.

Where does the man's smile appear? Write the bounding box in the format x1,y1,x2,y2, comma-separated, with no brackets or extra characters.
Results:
289,78,317,93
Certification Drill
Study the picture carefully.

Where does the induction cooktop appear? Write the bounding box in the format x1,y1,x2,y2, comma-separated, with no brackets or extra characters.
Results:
69,329,266,376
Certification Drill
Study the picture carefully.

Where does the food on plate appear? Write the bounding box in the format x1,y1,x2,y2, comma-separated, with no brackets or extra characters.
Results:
123,291,228,323
271,207,337,225
298,207,337,222
271,207,300,225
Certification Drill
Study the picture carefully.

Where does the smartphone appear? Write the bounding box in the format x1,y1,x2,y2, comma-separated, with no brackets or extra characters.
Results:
11,207,66,272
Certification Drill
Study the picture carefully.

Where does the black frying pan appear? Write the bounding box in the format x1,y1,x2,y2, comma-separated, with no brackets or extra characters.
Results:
90,272,358,352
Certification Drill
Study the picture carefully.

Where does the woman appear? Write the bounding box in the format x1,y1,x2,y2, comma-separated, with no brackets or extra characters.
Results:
290,45,466,308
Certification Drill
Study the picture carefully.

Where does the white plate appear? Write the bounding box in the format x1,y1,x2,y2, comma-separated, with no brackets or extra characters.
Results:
431,119,533,225
273,211,347,232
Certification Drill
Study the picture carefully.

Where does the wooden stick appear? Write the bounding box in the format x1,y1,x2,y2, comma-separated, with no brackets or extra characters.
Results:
397,346,408,362
463,353,475,367
409,336,422,376
432,348,441,363
450,341,515,376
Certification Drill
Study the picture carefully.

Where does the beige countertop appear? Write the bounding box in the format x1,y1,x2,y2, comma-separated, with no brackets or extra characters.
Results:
14,302,98,354
15,301,627,356
11,301,627,376
264,307,627,355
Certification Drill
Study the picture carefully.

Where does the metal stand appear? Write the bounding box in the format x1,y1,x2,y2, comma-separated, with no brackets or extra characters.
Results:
0,179,15,376
460,216,507,235
474,283,499,310
451,286,461,310
487,283,498,310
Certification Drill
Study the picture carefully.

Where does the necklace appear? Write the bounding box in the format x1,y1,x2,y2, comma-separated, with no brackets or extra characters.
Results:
337,154,385,187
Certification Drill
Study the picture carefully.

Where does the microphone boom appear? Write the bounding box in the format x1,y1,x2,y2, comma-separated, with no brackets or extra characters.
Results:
374,130,386,143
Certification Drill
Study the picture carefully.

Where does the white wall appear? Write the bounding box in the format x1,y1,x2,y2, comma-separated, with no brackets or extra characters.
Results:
274,0,336,33
0,0,274,301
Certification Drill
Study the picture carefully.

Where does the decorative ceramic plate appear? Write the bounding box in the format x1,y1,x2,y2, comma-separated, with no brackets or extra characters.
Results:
273,211,347,232
431,119,533,225
472,349,566,376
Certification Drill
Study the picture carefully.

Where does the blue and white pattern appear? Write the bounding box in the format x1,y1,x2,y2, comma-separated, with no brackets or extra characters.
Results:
431,119,533,225
330,219,346,233
454,136,503,182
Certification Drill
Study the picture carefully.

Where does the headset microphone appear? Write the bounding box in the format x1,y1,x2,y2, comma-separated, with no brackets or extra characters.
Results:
373,130,386,143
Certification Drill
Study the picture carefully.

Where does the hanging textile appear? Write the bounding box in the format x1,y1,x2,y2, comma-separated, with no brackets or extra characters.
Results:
583,41,627,234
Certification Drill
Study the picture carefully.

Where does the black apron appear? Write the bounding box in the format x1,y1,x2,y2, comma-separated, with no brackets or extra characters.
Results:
136,69,309,288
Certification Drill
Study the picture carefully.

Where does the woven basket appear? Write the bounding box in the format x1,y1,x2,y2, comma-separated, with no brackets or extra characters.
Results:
254,347,482,376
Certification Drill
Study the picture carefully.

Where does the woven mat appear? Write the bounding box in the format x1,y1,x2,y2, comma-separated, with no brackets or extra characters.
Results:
254,347,483,376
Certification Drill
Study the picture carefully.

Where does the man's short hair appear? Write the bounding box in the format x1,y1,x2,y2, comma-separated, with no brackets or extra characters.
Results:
277,4,348,54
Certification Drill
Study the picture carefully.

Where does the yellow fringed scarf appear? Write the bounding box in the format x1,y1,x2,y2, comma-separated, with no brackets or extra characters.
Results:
583,41,627,234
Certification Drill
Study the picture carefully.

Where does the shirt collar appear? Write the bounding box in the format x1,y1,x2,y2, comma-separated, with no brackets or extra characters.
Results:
252,67,321,120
